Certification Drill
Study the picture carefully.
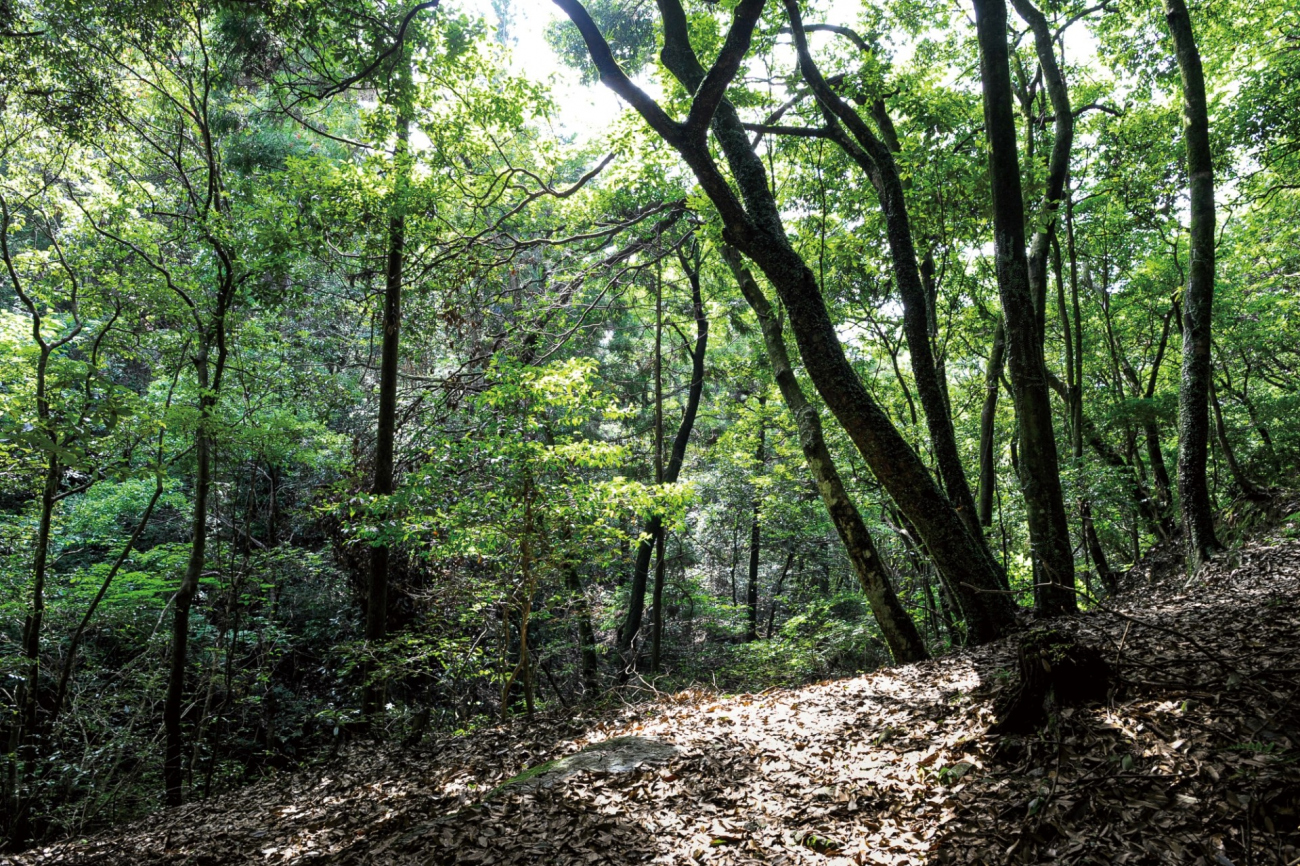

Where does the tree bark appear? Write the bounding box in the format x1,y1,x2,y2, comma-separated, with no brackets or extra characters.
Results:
165,341,218,807
745,399,764,642
362,109,410,718
557,0,1014,643
784,6,983,541
618,247,708,664
1210,377,1265,499
1,202,85,819
650,261,666,671
972,0,1077,615
976,321,1006,528
724,249,929,662
1008,0,1074,345
1165,0,1222,572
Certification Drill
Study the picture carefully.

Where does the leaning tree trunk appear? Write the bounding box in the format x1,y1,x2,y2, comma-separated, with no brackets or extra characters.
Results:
785,5,984,542
557,0,1014,644
1164,0,1221,573
51,470,164,729
725,249,929,661
1210,377,1265,499
972,0,1077,616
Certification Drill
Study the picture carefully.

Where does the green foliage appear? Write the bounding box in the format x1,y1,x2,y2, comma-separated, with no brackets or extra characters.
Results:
2,0,1300,850
546,0,658,84
715,593,893,691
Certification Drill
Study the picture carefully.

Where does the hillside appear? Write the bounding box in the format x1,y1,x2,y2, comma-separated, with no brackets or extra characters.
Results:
7,530,1298,866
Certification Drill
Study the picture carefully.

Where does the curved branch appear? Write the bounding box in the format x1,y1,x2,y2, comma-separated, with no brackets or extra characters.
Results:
318,0,444,100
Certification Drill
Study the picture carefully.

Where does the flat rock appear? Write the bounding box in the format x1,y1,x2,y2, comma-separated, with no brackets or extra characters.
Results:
491,735,679,795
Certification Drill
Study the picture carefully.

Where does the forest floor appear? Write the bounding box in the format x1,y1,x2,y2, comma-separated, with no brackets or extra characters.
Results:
8,524,1300,865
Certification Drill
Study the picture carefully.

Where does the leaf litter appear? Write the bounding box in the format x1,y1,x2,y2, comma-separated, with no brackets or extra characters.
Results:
7,535,1299,866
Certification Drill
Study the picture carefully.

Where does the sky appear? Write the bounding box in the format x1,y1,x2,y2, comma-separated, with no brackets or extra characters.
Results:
454,0,630,143
449,0,1108,150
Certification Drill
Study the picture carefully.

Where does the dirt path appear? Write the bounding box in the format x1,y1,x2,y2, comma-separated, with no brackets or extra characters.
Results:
9,538,1299,866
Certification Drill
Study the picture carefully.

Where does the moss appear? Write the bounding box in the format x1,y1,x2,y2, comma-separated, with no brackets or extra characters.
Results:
484,759,558,800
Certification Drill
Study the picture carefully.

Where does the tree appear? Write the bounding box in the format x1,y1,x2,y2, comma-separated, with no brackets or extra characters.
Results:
970,0,1077,615
554,0,1016,644
722,247,928,662
1163,0,1221,573
618,241,708,670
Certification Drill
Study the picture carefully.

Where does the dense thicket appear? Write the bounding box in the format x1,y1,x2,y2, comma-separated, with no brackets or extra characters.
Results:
2,0,1298,849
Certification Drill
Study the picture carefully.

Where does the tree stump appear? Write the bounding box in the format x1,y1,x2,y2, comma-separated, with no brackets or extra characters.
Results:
990,628,1112,735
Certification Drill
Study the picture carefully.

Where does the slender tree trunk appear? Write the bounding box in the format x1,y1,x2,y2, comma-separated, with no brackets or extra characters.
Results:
165,345,216,807
1129,306,1177,527
18,458,57,764
729,517,740,607
766,550,793,639
1057,214,1118,595
619,248,708,666
745,401,764,642
1008,0,1074,346
976,321,1006,528
51,474,163,729
1066,194,1085,458
1165,0,1221,573
724,249,929,661
1080,500,1118,595
921,252,951,418
500,483,537,719
650,263,666,671
1210,377,1264,499
564,559,599,696
363,110,410,718
785,7,983,539
972,0,1077,615
1045,370,1167,536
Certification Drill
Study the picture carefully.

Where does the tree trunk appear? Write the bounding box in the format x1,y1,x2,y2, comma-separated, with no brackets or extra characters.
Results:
990,629,1111,734
785,7,983,540
1080,500,1118,595
363,110,410,718
165,345,216,807
51,473,163,728
618,247,708,664
650,262,666,671
564,559,600,697
766,549,794,639
1008,0,1074,346
500,484,537,719
558,0,1013,644
1164,0,1222,573
745,398,764,642
724,249,928,662
976,321,1006,528
18,458,57,766
1210,377,1265,499
972,0,1077,616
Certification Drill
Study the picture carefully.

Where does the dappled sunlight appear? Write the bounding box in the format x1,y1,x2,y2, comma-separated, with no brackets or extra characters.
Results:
21,535,1300,864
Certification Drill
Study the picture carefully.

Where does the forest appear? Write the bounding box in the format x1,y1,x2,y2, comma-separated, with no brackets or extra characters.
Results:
1,0,1299,860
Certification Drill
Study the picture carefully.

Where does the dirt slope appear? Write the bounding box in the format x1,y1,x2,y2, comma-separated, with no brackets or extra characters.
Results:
8,536,1299,866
